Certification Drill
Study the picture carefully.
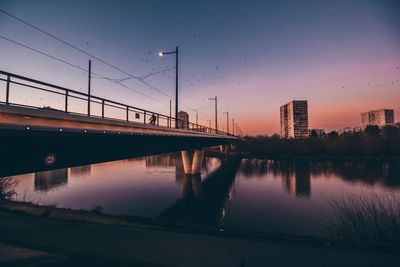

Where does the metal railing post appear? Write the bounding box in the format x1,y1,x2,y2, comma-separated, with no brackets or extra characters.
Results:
126,106,129,122
65,90,68,112
5,75,10,104
157,114,159,126
87,60,91,117
101,99,105,118
144,111,146,124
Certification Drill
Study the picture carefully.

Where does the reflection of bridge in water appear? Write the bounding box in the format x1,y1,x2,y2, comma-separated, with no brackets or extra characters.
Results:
159,157,241,224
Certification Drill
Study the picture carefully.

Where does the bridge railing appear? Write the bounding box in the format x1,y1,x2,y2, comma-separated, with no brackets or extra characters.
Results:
0,70,234,136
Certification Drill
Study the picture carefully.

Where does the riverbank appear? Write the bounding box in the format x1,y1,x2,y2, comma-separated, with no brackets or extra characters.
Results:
238,132,400,159
1,200,399,266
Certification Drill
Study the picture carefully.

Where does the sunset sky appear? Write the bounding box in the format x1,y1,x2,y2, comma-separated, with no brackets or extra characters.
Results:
0,0,399,135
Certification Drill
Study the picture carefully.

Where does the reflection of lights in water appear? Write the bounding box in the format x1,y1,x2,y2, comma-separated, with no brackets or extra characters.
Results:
221,208,226,218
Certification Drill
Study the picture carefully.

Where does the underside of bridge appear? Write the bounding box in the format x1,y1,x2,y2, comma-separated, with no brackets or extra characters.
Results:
0,104,240,176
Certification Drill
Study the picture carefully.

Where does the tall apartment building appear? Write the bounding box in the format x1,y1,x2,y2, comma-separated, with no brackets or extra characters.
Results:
361,109,394,128
280,100,308,138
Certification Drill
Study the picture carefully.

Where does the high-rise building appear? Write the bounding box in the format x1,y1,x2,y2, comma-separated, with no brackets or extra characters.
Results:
361,109,394,128
178,111,189,129
280,100,308,138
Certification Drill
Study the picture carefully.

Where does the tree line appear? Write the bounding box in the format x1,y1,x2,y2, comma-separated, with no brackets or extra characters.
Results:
238,125,400,158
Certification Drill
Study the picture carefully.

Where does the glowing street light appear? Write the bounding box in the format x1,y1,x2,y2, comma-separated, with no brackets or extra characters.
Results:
158,47,179,128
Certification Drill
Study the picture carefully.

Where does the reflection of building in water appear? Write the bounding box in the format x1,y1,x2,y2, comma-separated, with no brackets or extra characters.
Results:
240,159,268,177
69,165,91,176
282,162,311,198
34,168,68,192
146,154,181,168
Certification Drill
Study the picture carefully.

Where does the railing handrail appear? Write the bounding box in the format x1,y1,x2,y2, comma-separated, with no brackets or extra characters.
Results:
0,70,236,137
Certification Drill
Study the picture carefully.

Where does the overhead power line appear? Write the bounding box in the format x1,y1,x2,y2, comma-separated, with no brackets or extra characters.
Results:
0,35,168,106
0,9,211,118
0,8,173,99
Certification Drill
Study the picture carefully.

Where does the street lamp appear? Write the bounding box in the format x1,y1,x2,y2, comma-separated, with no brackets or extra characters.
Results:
223,111,229,134
208,96,217,133
159,46,179,128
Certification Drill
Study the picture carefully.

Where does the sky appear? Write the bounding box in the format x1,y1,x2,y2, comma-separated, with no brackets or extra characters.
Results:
0,0,399,135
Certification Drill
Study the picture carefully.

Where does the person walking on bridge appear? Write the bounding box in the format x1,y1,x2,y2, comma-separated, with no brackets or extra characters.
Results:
149,113,157,125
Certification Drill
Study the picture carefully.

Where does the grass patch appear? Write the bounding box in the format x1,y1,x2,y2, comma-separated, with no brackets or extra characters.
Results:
329,192,400,246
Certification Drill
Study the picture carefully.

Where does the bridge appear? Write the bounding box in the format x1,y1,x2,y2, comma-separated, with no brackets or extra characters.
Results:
0,70,240,176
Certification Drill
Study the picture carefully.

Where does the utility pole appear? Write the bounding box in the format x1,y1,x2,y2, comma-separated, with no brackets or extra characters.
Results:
175,46,179,128
169,99,172,127
223,111,229,134
231,118,235,135
88,60,91,116
216,97,218,133
208,96,218,133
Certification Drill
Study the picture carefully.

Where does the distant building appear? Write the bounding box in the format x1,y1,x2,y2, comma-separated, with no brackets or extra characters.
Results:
339,126,362,135
178,111,189,129
361,109,394,128
280,100,308,138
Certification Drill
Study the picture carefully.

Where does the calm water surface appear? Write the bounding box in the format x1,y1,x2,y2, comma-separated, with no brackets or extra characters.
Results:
1,153,400,237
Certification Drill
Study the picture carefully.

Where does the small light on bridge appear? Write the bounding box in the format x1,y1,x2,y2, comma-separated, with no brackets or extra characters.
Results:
118,132,121,134
158,52,164,57
84,130,87,133
59,128,63,132
26,126,30,130
103,131,106,134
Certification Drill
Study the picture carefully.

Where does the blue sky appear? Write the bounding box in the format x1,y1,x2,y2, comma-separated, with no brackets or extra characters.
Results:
0,0,399,134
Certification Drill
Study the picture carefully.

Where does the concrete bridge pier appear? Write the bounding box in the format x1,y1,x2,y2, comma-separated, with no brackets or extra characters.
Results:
181,149,205,175
219,145,231,154
230,143,237,151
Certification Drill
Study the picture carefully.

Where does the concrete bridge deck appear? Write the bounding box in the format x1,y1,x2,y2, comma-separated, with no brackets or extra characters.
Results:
0,104,238,140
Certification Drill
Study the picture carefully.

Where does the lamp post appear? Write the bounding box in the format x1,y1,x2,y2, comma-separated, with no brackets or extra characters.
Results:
88,60,91,116
223,111,229,134
159,46,178,128
169,99,172,127
208,96,218,133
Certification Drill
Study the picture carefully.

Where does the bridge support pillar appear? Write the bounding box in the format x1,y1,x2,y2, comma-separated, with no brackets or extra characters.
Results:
181,149,204,175
219,145,230,154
